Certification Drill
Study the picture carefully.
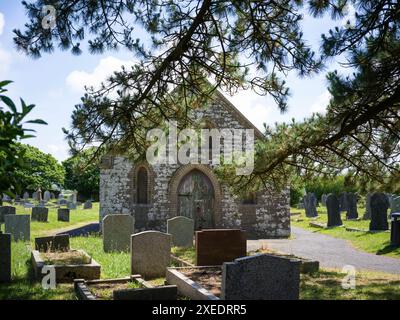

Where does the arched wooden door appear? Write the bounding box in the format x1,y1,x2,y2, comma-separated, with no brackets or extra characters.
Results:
177,170,215,229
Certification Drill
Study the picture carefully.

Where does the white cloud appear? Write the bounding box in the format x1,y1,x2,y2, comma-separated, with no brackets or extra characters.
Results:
0,12,4,36
45,144,70,162
222,90,274,131
66,56,136,93
0,47,11,79
310,91,331,114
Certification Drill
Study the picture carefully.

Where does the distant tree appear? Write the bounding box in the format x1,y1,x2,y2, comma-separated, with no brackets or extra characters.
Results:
14,143,65,192
0,80,46,204
62,147,100,200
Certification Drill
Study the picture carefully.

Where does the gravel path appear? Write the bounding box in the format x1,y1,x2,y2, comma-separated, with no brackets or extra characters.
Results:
247,227,400,275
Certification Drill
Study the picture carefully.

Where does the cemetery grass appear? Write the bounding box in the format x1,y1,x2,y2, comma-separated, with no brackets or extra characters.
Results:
290,207,400,259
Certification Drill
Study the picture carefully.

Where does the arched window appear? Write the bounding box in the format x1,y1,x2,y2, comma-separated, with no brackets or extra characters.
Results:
137,167,148,204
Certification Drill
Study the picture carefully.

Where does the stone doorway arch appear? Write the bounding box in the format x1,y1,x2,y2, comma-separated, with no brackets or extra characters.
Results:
169,164,222,228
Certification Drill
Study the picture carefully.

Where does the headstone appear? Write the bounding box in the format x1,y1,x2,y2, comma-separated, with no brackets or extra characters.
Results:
321,194,328,207
4,214,30,241
303,193,318,217
32,191,37,200
57,208,70,222
364,192,372,219
346,193,358,220
369,192,389,231
35,234,70,252
31,207,49,222
195,229,247,266
326,194,342,227
67,202,77,210
43,191,51,202
0,206,16,223
50,192,55,200
339,192,349,212
36,188,42,202
59,199,67,205
103,214,135,252
130,231,171,279
83,200,93,210
221,254,300,300
390,195,400,215
2,194,11,203
23,192,30,200
0,233,11,283
386,193,393,208
167,216,194,247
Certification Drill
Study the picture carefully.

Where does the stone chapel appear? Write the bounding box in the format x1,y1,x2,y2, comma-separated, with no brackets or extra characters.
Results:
99,90,290,239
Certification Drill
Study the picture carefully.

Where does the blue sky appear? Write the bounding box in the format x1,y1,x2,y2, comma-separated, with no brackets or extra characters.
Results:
0,1,351,162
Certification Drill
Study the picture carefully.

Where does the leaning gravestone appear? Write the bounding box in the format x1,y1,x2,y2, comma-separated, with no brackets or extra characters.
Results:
303,193,318,217
57,208,70,222
5,214,30,241
221,254,300,300
131,231,171,279
390,195,400,215
103,214,135,252
0,233,11,283
0,206,16,223
346,193,358,220
43,191,51,202
31,207,48,222
196,229,247,266
83,200,93,210
167,216,194,248
35,234,70,252
326,194,342,227
370,192,390,231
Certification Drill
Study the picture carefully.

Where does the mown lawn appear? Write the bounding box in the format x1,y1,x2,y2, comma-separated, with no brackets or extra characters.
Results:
290,206,400,259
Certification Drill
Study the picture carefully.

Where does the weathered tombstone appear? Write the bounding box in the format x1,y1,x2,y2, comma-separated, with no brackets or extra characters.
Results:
36,188,42,202
363,192,372,220
43,191,51,202
386,193,393,208
221,254,300,300
32,191,37,200
369,192,390,231
4,214,30,241
0,233,11,283
167,216,194,248
83,200,93,210
23,192,30,200
346,192,358,220
67,202,77,210
390,195,400,215
0,206,16,223
321,194,328,207
57,208,70,222
339,192,349,212
35,234,70,252
59,199,67,206
303,193,318,217
130,231,171,279
195,229,247,266
103,214,135,252
326,194,342,227
31,207,48,222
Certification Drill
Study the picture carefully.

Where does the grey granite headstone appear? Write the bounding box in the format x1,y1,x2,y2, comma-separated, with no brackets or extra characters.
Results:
326,194,342,227
370,192,389,231
35,234,70,252
31,207,48,222
221,254,300,300
303,193,318,217
0,206,16,223
5,214,30,241
131,231,171,279
43,191,51,202
0,233,11,283
32,191,37,200
390,195,400,215
67,202,77,210
57,208,70,222
83,200,93,210
363,192,372,220
103,214,135,252
346,192,358,220
167,216,194,247
321,194,328,207
23,192,30,200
